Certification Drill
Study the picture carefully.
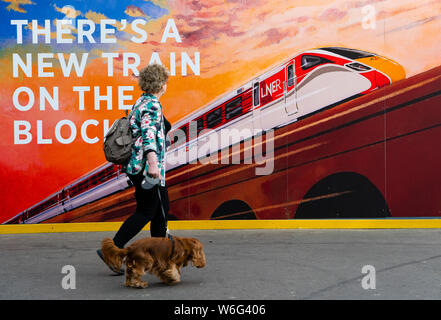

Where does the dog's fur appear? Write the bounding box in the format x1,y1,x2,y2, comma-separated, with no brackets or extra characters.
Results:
101,236,206,288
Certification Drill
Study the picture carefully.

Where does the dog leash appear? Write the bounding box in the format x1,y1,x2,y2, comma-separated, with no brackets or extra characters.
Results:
168,233,175,258
157,186,174,258
156,111,174,258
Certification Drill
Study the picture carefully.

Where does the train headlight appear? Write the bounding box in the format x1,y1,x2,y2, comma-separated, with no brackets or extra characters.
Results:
345,62,371,72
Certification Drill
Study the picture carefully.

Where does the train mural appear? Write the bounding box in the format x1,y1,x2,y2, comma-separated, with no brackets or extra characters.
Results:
2,0,441,224
5,46,414,224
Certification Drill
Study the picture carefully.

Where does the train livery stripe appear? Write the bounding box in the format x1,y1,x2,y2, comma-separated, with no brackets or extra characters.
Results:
2,219,441,234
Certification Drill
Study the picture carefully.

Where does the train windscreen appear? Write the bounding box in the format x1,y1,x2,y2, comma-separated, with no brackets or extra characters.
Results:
320,47,374,59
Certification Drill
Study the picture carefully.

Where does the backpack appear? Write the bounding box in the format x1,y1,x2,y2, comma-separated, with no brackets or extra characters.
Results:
103,109,137,165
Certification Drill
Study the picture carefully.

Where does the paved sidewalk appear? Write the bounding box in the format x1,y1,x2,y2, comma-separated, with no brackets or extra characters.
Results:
1,229,441,300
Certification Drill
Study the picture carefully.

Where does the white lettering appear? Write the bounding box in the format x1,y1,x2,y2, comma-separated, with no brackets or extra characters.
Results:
77,19,96,43
55,120,77,144
100,19,116,43
13,87,34,111
81,119,99,144
37,53,54,77
57,53,88,77
161,18,181,43
11,20,27,44
131,19,147,43
94,86,112,110
14,120,32,144
12,53,32,78
39,86,59,111
56,19,73,44
181,52,200,76
32,19,51,44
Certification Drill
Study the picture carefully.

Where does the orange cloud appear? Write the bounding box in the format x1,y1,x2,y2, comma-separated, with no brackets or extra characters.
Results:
255,28,294,48
53,4,82,18
85,10,109,24
318,7,347,22
125,5,146,18
150,0,168,9
2,0,34,13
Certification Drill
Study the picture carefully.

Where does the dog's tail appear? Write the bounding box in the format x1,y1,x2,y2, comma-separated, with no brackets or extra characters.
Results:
101,238,128,271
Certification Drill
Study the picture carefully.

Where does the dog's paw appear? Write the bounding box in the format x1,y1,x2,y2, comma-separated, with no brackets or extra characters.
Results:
161,268,181,284
136,281,149,289
168,279,180,285
125,280,148,289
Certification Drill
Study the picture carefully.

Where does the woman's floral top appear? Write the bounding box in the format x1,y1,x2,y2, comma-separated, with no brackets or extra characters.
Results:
122,93,166,186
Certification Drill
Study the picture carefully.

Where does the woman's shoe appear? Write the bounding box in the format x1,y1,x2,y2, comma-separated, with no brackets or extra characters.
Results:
96,249,125,275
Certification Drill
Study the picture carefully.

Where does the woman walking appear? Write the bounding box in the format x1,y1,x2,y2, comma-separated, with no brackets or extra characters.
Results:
98,64,171,274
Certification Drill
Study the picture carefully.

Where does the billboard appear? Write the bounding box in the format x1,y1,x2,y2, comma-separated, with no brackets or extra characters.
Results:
1,0,440,224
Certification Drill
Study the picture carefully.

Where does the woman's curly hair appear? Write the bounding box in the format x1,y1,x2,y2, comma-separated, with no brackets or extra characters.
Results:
138,64,169,94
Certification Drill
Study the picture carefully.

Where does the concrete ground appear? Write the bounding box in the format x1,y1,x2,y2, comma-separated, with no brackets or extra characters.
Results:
1,229,441,300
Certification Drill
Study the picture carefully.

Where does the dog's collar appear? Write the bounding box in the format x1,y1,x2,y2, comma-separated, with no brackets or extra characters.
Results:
168,234,175,258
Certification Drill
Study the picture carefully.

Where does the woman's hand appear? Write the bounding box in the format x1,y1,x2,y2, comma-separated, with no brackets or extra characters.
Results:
148,162,160,179
147,151,160,179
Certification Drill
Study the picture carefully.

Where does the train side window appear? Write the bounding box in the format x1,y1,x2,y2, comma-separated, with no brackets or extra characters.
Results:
187,117,205,138
197,117,204,134
171,133,178,145
253,82,260,106
206,108,222,128
181,124,189,142
287,64,294,87
170,125,188,146
225,97,243,120
168,130,177,145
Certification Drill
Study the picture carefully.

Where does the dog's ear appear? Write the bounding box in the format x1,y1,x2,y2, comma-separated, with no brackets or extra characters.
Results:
172,237,189,266
188,238,206,268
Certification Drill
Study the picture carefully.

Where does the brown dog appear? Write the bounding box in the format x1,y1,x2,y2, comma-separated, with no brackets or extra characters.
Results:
101,236,206,288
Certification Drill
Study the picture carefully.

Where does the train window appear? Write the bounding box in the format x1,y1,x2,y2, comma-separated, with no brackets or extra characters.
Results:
11,216,20,224
225,97,243,120
170,124,188,146
301,55,322,70
253,82,260,106
187,118,203,139
206,108,222,128
301,55,333,70
182,124,189,141
287,65,294,87
171,133,178,145
195,117,204,134
47,195,57,206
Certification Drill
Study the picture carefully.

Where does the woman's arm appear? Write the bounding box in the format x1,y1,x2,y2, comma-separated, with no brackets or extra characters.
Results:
140,101,161,152
140,101,162,178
